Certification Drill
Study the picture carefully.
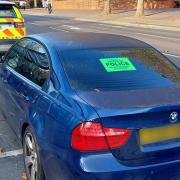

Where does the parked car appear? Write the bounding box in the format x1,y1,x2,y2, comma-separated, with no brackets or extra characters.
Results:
0,1,26,53
0,32,180,180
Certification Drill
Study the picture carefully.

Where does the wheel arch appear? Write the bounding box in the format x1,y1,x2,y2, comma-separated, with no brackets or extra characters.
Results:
21,122,29,144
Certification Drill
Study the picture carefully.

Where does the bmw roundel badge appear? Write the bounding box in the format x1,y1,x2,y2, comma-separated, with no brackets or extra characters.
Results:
169,112,178,123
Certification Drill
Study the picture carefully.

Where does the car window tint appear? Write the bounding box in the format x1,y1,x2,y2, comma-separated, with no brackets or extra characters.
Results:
5,39,29,70
0,4,16,18
19,41,49,86
61,48,180,91
28,41,49,69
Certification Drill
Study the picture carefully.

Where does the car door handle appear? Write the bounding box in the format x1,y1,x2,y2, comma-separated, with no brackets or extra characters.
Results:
24,95,30,102
22,95,30,102
18,93,30,102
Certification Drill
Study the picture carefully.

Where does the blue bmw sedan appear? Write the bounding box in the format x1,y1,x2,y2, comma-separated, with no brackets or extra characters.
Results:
0,32,180,180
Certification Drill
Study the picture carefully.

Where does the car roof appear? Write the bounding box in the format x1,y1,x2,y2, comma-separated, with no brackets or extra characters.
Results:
30,32,151,51
0,1,15,5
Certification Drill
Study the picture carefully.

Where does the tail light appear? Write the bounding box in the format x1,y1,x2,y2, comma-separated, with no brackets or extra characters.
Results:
14,22,25,28
71,122,131,152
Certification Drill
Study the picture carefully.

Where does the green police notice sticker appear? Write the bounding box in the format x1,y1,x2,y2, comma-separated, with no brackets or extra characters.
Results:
100,57,136,72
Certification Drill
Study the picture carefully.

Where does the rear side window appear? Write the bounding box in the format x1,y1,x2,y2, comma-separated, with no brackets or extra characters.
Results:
5,39,30,69
6,39,49,87
19,41,49,86
0,4,16,18
61,48,180,91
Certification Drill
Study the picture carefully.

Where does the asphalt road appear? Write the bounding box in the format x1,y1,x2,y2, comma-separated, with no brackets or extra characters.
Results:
0,14,180,180
25,14,180,66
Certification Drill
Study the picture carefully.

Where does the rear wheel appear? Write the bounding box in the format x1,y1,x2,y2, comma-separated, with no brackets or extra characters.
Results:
23,126,45,180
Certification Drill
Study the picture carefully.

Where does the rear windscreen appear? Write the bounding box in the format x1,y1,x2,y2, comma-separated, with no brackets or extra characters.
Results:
0,5,16,18
61,48,180,91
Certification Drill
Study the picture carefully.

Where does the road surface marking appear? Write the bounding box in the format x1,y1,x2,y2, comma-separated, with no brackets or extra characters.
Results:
136,33,180,41
59,29,70,32
50,27,69,32
97,23,107,26
96,23,125,28
27,22,180,60
62,25,80,30
0,149,23,159
70,27,80,30
163,53,180,59
29,22,42,26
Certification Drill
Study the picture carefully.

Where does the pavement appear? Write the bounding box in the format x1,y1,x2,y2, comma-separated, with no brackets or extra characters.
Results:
22,8,180,31
1,9,180,180
0,115,24,180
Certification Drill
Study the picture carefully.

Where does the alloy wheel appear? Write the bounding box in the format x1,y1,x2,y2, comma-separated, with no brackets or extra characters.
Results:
24,132,38,180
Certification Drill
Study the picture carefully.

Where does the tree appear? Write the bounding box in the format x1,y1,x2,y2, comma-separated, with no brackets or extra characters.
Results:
135,0,144,17
34,0,37,7
103,0,111,15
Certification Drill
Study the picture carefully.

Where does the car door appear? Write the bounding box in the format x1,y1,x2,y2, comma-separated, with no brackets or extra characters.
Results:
1,39,50,137
0,39,30,131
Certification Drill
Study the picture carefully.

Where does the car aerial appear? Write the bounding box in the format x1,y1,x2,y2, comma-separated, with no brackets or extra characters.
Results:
0,1,26,53
0,32,180,180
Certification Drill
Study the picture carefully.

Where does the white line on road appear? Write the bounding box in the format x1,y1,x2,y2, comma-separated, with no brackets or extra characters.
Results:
0,149,23,159
49,27,69,32
27,21,180,60
96,23,125,29
62,25,80,30
136,32,180,41
109,25,126,29
70,27,80,30
163,53,180,59
29,22,41,26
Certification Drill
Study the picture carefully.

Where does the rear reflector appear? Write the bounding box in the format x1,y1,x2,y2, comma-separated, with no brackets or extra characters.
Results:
71,122,131,152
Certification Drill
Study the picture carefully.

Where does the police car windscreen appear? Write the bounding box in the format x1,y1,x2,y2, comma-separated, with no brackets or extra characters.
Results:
0,5,16,18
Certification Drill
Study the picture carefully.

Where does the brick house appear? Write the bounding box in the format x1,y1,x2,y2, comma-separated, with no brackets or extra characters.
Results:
52,0,175,10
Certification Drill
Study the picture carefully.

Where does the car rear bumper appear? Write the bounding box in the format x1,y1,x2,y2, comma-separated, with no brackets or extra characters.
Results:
0,40,17,52
72,152,180,179
41,142,180,180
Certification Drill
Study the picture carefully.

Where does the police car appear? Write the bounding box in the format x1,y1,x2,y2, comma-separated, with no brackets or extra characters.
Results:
0,1,26,52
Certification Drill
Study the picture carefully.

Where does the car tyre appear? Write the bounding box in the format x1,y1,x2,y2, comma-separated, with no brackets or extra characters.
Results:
23,126,45,180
